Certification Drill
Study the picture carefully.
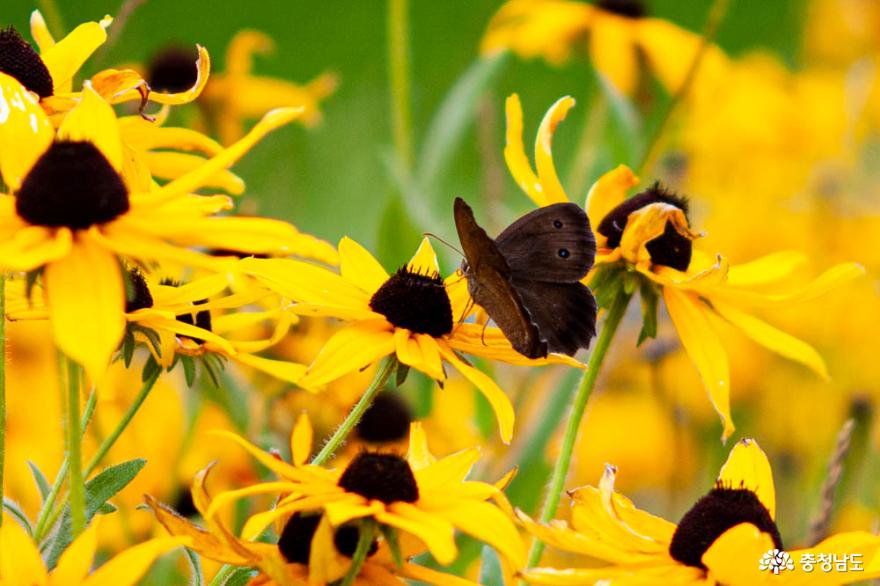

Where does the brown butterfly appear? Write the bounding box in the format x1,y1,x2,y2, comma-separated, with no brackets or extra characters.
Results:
453,197,597,359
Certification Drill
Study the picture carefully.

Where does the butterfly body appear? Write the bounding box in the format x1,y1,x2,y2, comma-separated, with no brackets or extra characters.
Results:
454,197,597,359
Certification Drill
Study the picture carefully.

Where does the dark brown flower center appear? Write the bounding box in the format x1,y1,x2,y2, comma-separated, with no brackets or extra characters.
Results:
278,513,378,563
171,488,197,518
337,452,419,504
669,486,783,570
369,268,453,337
356,392,413,444
596,182,692,271
125,269,154,313
16,141,130,230
146,45,199,93
160,278,213,334
0,27,53,98
596,0,646,18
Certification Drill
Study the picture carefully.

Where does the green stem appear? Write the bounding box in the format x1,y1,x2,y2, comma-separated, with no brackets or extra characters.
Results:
33,389,96,542
636,0,731,176
0,275,5,536
340,519,376,586
524,291,633,571
85,368,160,477
312,357,397,466
65,359,85,537
388,0,414,171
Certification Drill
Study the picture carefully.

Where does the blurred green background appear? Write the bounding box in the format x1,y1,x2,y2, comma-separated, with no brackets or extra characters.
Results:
3,0,806,269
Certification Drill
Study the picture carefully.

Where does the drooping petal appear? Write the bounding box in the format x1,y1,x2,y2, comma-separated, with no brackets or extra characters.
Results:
292,412,313,466
448,323,585,368
0,225,72,272
339,236,389,293
45,237,125,382
504,93,546,206
585,164,638,236
407,422,436,471
0,517,48,585
663,287,734,441
205,482,302,520
142,152,244,193
0,72,53,191
394,328,428,374
589,15,638,95
619,203,698,267
720,262,866,307
324,498,384,526
40,17,111,92
147,45,210,105
233,352,307,385
300,323,395,387
211,430,327,484
407,236,443,275
712,299,829,380
379,504,458,565
51,520,98,585
433,500,526,567
436,341,515,443
58,83,124,171
725,251,808,288
82,537,190,586
534,95,575,205
717,439,776,519
117,117,223,155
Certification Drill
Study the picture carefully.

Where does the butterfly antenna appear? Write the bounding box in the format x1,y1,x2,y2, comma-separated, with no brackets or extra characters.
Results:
480,320,489,347
455,297,476,329
423,232,464,258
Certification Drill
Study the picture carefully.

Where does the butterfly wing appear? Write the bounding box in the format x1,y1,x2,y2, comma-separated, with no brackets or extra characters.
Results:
495,203,595,282
512,278,597,355
454,197,547,359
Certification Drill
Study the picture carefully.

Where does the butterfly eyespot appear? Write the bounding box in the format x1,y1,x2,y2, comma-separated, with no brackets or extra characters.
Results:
553,220,563,229
558,248,570,258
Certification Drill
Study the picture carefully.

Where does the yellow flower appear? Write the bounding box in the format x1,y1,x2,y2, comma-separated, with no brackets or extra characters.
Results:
199,30,338,144
0,75,334,381
507,93,864,439
481,0,727,95
0,515,188,586
238,236,582,443
520,439,880,585
149,418,500,586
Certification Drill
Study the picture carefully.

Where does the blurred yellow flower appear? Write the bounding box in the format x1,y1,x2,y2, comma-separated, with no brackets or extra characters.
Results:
238,236,582,442
520,439,880,585
482,0,727,95
200,30,338,144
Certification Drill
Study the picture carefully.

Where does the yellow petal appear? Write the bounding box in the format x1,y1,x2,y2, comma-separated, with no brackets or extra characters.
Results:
40,17,110,91
83,536,190,586
292,412,313,466
724,251,807,288
585,164,638,232
206,482,301,520
534,95,575,205
300,324,395,387
324,498,384,526
379,504,457,565
211,430,325,484
117,118,223,155
663,288,734,441
0,225,72,272
417,448,480,490
407,422,436,470
29,10,55,51
151,107,301,202
717,438,776,519
448,323,585,369
436,341,515,444
394,328,428,374
339,236,389,293
45,238,125,382
51,520,98,585
415,334,445,381
712,299,829,380
589,15,638,95
433,500,526,567
142,152,244,194
234,352,307,385
0,72,53,191
237,257,368,309
226,30,274,76
701,523,775,586
58,83,123,171
0,516,48,585
148,46,211,105
504,93,546,206
637,18,704,93
619,203,697,266
407,236,442,275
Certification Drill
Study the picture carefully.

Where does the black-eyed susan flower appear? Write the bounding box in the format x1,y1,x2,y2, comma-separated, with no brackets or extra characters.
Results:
519,438,880,585
0,514,189,585
238,237,583,443
198,30,338,144
481,0,728,96
507,93,864,439
0,76,335,381
148,417,502,586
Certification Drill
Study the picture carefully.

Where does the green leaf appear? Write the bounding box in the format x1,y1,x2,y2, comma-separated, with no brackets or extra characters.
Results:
222,568,257,586
27,461,51,503
182,355,197,387
416,53,509,190
478,545,504,586
97,502,117,514
638,279,659,346
142,353,161,383
3,499,33,535
45,459,146,568
121,327,135,367
201,353,226,388
138,325,163,359
185,547,204,586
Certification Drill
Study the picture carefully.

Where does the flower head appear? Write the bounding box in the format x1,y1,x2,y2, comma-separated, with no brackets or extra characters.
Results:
520,439,880,585
238,236,582,442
